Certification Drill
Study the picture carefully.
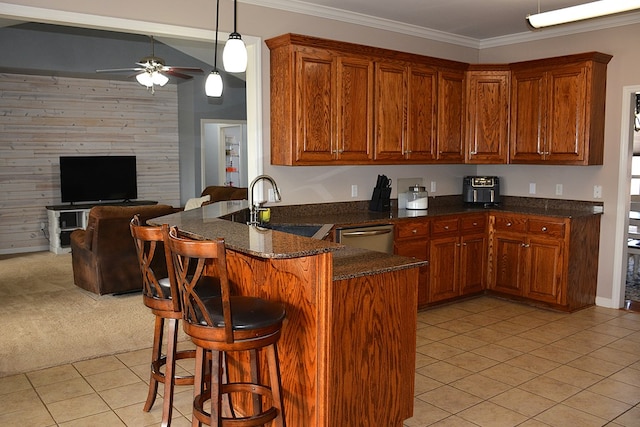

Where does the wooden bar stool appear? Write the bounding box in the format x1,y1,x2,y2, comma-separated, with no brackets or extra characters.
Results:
167,227,286,427
130,216,220,427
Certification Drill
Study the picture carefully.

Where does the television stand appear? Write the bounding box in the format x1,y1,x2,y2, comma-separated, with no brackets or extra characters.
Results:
45,200,158,254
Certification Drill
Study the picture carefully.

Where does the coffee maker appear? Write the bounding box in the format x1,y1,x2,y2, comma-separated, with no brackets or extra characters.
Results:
463,176,500,206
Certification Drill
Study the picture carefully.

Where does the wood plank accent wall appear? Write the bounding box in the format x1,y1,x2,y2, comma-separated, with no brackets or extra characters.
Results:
0,73,180,254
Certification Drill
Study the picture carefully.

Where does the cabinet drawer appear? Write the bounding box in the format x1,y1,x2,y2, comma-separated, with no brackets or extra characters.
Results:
527,219,566,238
431,217,459,235
460,215,486,232
493,215,527,233
396,220,429,239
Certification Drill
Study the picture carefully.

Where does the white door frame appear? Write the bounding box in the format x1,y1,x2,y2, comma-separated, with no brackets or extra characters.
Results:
611,85,640,308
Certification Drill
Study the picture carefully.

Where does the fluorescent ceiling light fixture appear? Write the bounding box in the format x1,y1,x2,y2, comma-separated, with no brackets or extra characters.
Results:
527,0,640,28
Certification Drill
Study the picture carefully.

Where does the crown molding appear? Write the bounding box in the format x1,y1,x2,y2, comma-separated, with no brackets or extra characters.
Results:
242,0,640,50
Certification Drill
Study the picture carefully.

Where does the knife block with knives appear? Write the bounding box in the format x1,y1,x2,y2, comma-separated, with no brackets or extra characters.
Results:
369,174,392,212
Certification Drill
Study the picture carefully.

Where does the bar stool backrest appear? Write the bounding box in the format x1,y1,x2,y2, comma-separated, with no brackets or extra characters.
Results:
130,216,181,312
167,227,234,343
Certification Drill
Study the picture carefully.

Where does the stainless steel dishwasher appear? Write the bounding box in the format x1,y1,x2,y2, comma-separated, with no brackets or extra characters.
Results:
335,224,394,254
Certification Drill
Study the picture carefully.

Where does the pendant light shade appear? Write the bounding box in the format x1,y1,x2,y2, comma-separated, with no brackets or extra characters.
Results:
205,71,223,97
206,0,224,97
223,33,247,73
223,0,247,73
527,0,640,28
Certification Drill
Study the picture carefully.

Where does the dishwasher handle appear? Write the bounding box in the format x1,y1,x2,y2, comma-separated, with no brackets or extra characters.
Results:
340,229,393,237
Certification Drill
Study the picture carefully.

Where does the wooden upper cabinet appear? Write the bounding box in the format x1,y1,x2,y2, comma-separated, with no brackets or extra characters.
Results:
510,52,611,165
465,68,510,164
294,48,335,163
374,61,407,161
336,56,374,162
374,62,438,162
266,34,611,167
406,65,438,161
437,69,465,163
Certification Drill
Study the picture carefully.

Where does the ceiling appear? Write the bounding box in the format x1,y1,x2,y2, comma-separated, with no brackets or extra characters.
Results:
250,0,640,44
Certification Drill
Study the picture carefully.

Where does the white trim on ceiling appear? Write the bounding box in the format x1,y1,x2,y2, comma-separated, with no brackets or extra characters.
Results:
241,0,640,49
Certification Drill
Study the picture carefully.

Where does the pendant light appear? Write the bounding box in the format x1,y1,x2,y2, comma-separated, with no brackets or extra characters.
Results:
527,0,640,28
222,0,247,73
205,0,223,97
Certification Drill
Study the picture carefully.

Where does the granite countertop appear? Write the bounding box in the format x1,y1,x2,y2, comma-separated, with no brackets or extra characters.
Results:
151,195,600,282
269,196,603,227
151,200,427,281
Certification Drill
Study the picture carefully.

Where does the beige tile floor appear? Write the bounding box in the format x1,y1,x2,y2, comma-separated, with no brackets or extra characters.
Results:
0,296,639,427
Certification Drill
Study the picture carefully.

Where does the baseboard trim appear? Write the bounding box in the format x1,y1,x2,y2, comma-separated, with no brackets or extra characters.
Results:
0,245,49,255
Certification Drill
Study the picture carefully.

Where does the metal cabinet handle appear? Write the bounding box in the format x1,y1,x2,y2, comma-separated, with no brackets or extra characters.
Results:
412,229,418,234
506,222,512,227
472,222,478,226
444,226,449,230
521,243,530,248
541,226,548,232
341,229,393,237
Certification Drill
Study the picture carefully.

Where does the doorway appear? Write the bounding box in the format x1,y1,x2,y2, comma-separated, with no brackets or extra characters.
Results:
625,92,640,310
616,87,640,310
201,120,248,189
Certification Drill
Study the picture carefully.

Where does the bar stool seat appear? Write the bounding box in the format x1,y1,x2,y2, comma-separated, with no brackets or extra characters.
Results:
130,216,221,427
167,227,286,427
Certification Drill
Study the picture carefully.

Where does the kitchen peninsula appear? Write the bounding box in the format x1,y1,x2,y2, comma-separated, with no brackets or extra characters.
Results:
152,201,425,426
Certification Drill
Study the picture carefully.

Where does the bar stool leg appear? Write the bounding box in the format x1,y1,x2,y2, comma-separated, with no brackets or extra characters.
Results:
161,318,179,427
192,347,206,427
144,315,164,412
266,344,286,427
210,351,223,427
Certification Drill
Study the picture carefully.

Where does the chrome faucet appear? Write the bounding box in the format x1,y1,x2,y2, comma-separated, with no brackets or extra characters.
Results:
248,174,281,225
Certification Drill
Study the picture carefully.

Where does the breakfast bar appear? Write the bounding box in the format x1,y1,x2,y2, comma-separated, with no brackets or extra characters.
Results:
153,201,425,426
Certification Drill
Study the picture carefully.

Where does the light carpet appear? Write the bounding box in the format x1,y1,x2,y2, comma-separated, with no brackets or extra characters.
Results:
0,251,187,377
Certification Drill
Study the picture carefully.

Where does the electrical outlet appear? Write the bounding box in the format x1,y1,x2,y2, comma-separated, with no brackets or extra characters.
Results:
351,185,358,198
430,181,436,193
593,185,602,199
40,222,45,231
555,184,563,196
529,183,536,195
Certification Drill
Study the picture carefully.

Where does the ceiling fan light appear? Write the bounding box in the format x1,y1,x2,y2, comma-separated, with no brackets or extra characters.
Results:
205,71,223,97
527,0,640,28
223,33,247,73
152,71,169,86
136,72,154,87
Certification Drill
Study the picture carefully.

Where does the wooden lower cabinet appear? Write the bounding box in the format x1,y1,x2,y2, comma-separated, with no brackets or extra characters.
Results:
394,220,429,306
429,214,487,303
488,212,599,311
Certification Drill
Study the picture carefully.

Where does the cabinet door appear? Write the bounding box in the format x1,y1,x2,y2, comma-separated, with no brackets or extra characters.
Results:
490,233,525,296
460,233,487,295
374,61,407,161
294,49,336,163
429,236,460,302
509,69,546,163
545,64,587,163
395,239,429,307
465,71,510,164
436,69,465,162
406,65,437,161
524,236,564,304
336,56,374,162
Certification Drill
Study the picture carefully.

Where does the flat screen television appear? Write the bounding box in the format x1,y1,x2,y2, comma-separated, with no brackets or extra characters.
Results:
60,155,138,203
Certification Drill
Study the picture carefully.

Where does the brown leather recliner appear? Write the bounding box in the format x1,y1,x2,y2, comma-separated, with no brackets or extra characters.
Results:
200,186,247,203
70,204,178,295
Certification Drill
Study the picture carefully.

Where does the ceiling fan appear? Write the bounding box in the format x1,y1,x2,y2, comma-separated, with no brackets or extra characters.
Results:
96,35,203,93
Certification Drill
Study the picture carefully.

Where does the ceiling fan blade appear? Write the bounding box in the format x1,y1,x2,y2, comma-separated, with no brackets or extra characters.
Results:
166,66,203,73
165,70,193,79
96,67,143,73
